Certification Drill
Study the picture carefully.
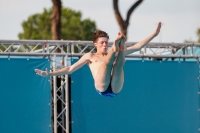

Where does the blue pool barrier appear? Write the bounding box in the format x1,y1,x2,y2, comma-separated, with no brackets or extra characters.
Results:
0,57,51,133
71,60,199,133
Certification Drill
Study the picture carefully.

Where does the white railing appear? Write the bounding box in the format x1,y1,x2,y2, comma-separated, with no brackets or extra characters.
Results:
1,40,200,133
1,40,200,58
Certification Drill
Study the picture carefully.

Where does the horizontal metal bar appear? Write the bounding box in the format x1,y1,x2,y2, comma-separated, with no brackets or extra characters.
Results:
1,40,200,46
1,40,200,59
0,52,199,58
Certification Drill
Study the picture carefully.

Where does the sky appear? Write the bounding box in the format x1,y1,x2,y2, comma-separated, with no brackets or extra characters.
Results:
0,0,200,43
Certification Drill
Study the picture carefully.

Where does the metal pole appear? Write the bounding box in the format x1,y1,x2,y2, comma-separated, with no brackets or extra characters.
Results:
49,56,53,131
61,56,65,133
65,55,69,133
144,46,147,55
191,46,194,56
53,55,57,133
71,43,74,54
183,47,186,61
47,42,49,53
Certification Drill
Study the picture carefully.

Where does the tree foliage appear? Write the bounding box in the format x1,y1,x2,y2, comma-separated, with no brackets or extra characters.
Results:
184,28,200,43
18,7,97,40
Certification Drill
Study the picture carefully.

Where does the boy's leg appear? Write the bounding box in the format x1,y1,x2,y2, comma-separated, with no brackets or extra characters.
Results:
111,44,126,93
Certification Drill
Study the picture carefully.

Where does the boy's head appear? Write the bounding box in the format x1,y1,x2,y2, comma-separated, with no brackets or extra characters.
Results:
93,30,109,53
93,30,109,43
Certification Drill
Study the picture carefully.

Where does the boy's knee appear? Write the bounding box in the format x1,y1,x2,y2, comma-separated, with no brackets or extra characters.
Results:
114,60,125,67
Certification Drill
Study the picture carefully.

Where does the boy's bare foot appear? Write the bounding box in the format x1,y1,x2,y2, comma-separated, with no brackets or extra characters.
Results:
112,32,125,52
119,33,126,51
119,38,126,51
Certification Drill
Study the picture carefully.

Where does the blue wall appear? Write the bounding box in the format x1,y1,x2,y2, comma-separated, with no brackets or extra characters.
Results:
71,60,199,133
0,57,51,133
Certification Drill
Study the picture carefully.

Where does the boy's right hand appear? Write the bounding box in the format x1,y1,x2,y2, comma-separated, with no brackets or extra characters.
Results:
35,68,49,77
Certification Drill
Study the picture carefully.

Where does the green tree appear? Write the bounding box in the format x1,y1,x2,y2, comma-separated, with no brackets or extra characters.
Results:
18,7,97,40
185,28,200,43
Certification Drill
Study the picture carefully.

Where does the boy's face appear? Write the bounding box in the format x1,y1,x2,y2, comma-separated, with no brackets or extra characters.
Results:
94,37,108,53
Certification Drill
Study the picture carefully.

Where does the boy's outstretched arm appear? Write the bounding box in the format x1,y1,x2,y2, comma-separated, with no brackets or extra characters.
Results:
35,53,92,77
125,22,162,55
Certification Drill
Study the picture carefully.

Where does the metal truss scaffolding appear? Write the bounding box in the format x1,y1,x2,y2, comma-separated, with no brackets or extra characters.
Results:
1,40,200,133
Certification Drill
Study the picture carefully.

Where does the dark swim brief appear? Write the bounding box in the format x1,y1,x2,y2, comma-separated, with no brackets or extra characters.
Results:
96,82,117,97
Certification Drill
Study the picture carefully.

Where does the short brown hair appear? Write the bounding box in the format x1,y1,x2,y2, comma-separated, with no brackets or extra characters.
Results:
93,30,109,43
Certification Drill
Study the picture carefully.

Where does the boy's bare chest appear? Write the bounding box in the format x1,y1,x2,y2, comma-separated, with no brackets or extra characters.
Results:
88,56,105,77
89,56,104,68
